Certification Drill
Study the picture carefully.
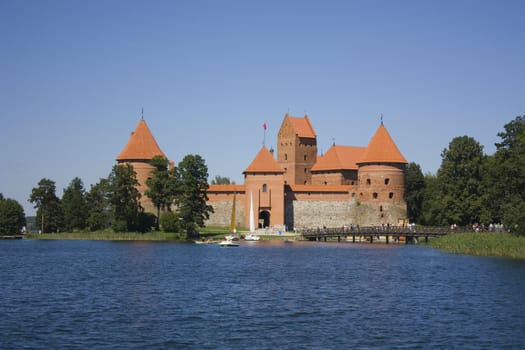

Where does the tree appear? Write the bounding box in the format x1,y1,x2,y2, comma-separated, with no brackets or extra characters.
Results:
0,197,26,235
86,178,112,231
108,164,142,232
29,178,64,233
211,175,232,185
405,162,426,224
485,116,525,234
145,155,177,229
432,136,486,226
160,211,181,233
174,154,214,238
62,177,88,231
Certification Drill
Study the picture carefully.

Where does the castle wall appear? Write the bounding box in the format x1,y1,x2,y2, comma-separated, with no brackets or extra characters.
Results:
286,197,407,229
311,170,358,186
206,198,246,228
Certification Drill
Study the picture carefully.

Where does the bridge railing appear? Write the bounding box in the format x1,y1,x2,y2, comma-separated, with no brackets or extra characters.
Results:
300,225,460,237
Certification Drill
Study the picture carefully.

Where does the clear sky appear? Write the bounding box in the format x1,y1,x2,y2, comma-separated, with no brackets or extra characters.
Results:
1,0,524,216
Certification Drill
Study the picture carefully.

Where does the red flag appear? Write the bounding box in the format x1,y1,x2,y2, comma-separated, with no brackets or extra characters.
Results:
263,123,267,130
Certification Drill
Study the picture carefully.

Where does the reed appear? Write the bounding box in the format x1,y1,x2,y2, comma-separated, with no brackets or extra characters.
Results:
26,231,184,241
429,232,525,259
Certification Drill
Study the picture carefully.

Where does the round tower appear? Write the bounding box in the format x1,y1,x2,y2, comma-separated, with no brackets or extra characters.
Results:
356,122,407,225
116,118,168,214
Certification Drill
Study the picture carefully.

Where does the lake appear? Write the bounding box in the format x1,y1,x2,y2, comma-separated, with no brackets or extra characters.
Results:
1,239,524,349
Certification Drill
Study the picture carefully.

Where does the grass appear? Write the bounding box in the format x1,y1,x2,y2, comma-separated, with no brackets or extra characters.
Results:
429,232,525,259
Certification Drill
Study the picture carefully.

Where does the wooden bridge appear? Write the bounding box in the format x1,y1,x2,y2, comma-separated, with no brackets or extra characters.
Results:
300,226,462,244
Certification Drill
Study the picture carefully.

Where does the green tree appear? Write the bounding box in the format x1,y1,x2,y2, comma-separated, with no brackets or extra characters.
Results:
29,178,64,233
486,116,525,234
145,155,177,229
0,197,26,235
160,211,181,233
211,175,232,185
86,178,112,231
432,136,486,226
174,154,214,238
62,177,88,231
108,164,142,232
405,162,426,224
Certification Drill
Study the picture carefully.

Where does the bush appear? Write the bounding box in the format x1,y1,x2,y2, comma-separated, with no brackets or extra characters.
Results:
160,211,181,233
136,212,156,233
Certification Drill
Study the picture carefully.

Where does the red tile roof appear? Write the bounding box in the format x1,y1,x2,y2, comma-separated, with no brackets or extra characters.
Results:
116,119,166,161
311,145,366,172
358,124,407,164
243,146,284,174
286,114,316,138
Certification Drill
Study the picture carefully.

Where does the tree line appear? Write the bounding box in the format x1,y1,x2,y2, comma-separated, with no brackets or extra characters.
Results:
406,116,525,235
0,154,213,238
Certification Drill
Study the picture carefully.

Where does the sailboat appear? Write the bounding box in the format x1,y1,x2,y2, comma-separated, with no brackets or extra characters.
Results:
219,192,240,247
244,191,260,241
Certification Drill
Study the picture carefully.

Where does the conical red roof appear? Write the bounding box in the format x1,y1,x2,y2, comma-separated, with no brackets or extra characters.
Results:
357,124,407,164
116,119,166,161
243,146,284,173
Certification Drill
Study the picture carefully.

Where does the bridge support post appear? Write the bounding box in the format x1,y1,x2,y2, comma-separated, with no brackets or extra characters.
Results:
425,236,428,243
370,236,373,244
352,235,355,243
386,236,389,244
338,236,341,242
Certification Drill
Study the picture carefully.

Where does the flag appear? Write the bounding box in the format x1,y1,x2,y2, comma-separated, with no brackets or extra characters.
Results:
263,123,267,130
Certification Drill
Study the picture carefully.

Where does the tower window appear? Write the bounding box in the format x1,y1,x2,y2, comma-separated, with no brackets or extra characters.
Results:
379,205,383,212
385,178,390,185
389,192,394,199
366,179,371,185
304,168,307,173
262,184,267,193
373,192,378,199
284,154,288,161
304,155,308,161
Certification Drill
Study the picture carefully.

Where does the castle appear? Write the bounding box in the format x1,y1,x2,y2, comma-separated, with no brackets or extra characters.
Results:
117,114,408,230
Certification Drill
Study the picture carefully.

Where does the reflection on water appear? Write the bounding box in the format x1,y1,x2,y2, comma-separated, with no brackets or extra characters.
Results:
1,240,524,349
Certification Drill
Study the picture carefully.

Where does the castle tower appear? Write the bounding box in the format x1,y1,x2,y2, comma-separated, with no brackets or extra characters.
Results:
356,122,407,225
243,146,285,228
277,114,317,185
116,119,167,213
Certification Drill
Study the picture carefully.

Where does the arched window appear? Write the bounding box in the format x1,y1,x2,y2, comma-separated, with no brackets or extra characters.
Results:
385,178,390,185
284,153,288,160
366,179,371,185
262,184,267,193
373,192,378,199
389,192,394,199
304,155,308,161
379,205,383,212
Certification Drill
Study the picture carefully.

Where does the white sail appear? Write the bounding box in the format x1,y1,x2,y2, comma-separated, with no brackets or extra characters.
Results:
249,191,255,233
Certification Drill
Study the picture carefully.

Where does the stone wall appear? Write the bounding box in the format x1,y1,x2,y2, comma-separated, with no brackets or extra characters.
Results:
286,197,407,229
206,200,246,228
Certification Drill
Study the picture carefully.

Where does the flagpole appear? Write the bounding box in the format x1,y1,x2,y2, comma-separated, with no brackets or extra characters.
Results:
263,123,267,146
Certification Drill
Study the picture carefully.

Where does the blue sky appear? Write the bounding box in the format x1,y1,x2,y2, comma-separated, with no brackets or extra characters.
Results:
1,0,524,216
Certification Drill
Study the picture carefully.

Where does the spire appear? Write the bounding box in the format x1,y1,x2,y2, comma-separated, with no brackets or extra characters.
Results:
357,124,407,164
116,119,166,161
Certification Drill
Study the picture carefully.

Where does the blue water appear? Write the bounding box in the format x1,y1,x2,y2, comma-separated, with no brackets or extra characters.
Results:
1,240,524,349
